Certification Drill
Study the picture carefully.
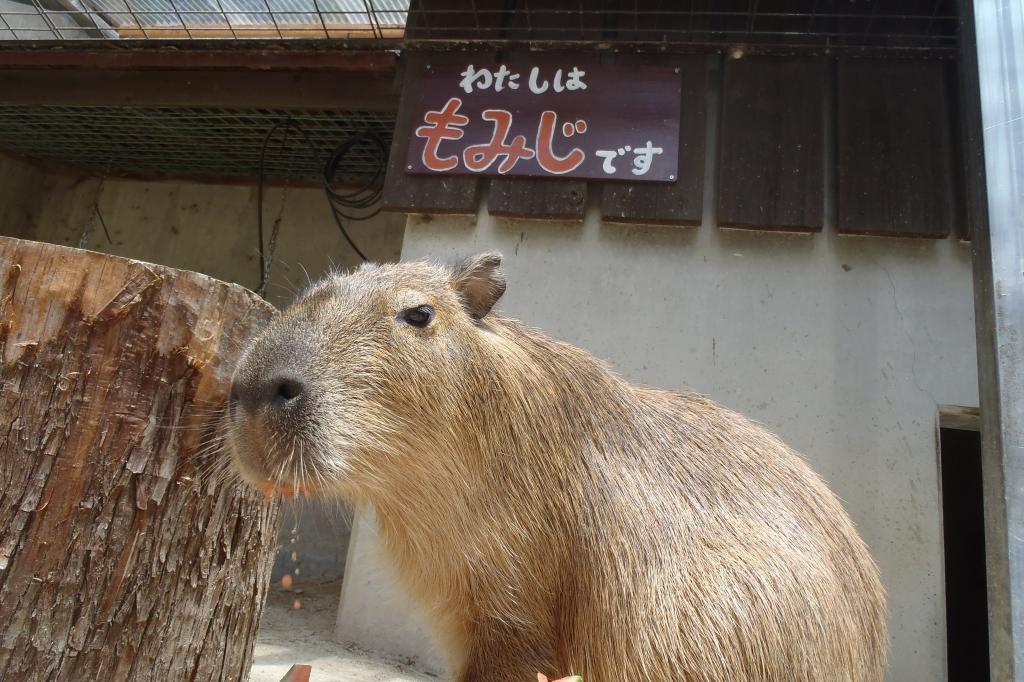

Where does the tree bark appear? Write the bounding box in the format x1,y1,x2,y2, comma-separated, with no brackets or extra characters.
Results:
0,236,281,681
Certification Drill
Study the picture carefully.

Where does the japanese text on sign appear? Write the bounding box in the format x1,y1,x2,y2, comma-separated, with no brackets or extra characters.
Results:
405,63,681,183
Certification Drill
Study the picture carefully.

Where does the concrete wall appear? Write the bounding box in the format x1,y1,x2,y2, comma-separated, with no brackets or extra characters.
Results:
5,163,404,309
0,152,406,582
338,197,977,681
0,153,44,240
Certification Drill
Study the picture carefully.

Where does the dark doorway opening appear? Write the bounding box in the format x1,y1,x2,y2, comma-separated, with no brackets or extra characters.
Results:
940,426,989,681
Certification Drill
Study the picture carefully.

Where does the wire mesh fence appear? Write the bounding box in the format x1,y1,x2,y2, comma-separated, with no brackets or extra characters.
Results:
0,106,395,182
0,0,958,55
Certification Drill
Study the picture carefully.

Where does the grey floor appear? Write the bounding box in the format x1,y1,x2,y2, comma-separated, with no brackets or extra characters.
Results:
249,579,435,682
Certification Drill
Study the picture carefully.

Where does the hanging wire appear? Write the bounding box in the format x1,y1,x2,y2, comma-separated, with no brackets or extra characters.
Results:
257,122,296,297
79,156,115,248
256,118,387,298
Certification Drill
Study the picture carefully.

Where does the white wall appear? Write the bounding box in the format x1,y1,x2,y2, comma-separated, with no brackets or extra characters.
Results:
360,198,976,681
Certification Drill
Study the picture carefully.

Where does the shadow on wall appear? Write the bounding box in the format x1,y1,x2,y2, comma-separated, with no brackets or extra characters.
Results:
273,500,354,582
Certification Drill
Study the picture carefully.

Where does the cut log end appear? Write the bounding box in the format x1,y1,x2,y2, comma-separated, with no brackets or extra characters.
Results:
0,237,281,681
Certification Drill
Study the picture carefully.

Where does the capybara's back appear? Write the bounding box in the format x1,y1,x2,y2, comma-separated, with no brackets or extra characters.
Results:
551,386,888,680
227,253,888,681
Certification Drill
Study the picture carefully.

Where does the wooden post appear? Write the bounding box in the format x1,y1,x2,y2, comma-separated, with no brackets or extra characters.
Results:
0,237,281,680
969,0,1024,677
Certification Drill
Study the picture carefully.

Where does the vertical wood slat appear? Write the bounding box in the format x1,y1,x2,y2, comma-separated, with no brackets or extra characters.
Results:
403,0,510,40
485,1,595,219
950,51,974,240
717,56,825,232
381,52,482,215
381,1,510,215
953,25,984,243
837,58,956,238
486,50,589,220
600,54,710,227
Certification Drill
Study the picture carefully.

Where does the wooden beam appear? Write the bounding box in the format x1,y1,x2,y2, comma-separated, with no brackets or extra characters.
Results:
0,68,398,110
0,45,396,73
938,405,981,432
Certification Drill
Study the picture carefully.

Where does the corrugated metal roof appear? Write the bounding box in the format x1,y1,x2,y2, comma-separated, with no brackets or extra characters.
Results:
0,1,957,55
0,0,408,39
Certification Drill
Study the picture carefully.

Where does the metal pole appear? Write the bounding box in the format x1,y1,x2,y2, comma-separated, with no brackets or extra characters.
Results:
970,1,1024,678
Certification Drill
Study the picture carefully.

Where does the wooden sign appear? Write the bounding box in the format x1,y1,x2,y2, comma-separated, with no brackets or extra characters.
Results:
405,63,681,183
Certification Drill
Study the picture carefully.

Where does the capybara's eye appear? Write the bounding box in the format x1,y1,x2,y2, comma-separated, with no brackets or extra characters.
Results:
400,304,435,328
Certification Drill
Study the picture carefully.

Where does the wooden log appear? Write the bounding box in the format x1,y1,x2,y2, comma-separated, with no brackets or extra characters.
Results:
0,236,281,681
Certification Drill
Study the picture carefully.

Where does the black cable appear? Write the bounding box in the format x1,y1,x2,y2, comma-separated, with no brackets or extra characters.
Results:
321,132,388,262
256,119,386,297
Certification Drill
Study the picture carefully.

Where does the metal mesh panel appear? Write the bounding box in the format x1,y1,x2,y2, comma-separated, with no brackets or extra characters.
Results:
0,0,958,55
0,106,395,182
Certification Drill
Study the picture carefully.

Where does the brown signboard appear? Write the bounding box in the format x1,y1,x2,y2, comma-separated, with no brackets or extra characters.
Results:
404,62,681,183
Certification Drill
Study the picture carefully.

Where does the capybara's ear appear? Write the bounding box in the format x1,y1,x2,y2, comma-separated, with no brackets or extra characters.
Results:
451,252,506,319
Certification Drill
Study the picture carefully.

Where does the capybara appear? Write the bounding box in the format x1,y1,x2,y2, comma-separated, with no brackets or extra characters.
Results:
226,253,887,681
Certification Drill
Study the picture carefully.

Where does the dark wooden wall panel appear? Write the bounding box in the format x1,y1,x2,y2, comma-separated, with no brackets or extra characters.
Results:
486,3,597,219
837,58,955,238
486,49,589,220
717,57,825,232
381,53,482,215
488,176,588,219
382,2,508,215
600,54,710,226
945,59,970,241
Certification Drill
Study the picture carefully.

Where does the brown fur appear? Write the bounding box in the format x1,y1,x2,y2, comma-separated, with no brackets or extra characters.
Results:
226,254,888,682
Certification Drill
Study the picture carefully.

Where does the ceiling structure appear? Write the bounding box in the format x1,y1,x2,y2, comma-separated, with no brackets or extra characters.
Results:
0,1,957,56
0,0,960,184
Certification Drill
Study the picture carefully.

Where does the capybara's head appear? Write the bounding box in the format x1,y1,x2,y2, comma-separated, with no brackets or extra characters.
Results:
225,253,505,499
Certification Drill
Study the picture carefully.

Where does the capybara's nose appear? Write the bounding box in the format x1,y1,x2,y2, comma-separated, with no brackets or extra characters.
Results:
230,373,307,411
